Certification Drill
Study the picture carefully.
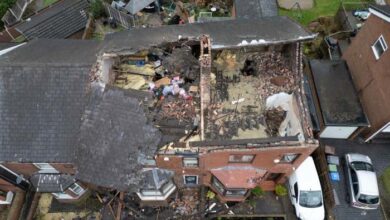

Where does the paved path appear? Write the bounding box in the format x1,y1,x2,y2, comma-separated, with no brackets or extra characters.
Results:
321,139,390,220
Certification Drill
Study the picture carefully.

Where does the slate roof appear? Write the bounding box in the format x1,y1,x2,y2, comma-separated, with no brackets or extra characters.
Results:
15,0,89,40
309,59,369,126
75,84,162,192
0,39,100,163
104,16,315,53
370,4,390,17
0,39,101,65
30,173,75,192
234,0,278,19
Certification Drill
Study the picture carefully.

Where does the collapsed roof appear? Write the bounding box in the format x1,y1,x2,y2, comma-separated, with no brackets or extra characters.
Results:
75,84,161,191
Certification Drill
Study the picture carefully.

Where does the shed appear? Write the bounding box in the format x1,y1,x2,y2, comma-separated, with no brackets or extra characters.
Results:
307,59,369,139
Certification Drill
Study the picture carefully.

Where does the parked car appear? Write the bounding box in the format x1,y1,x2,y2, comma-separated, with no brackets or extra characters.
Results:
288,156,325,220
344,153,380,209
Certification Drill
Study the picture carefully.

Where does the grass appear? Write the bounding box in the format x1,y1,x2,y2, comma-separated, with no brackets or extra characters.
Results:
382,167,390,194
279,0,374,26
43,0,59,7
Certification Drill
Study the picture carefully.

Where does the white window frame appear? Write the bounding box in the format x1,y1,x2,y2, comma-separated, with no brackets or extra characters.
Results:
183,157,199,167
68,183,85,196
0,191,14,205
372,35,388,60
33,163,58,173
52,192,74,200
228,155,255,163
183,175,198,185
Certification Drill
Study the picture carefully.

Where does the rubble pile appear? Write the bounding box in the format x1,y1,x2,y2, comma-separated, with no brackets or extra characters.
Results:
170,188,200,216
246,52,298,100
157,98,197,123
206,50,297,140
265,107,286,136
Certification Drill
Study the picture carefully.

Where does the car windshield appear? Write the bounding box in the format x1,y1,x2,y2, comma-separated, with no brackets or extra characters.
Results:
299,190,323,208
351,162,374,171
358,194,379,204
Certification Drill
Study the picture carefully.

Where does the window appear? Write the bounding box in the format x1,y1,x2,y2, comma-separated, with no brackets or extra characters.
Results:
212,177,225,194
225,189,248,197
266,173,283,181
351,169,359,196
52,192,74,200
211,176,249,197
293,182,298,200
184,175,198,185
372,35,388,60
228,155,255,163
68,183,85,195
183,157,198,167
299,190,323,208
33,163,58,173
280,154,299,163
140,180,175,197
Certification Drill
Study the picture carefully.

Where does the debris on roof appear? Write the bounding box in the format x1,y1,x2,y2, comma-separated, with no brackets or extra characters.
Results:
104,17,316,53
75,83,162,191
204,49,301,140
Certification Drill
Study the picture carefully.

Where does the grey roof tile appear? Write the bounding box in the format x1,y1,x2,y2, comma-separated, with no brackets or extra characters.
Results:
75,84,162,191
15,0,89,40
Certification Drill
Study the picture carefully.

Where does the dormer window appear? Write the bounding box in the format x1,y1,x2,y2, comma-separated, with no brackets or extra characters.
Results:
372,35,388,60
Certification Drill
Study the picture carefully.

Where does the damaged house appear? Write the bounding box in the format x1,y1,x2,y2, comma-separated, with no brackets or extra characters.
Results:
99,17,318,205
0,14,317,216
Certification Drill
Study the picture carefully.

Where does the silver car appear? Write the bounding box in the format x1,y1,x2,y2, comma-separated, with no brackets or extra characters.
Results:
344,153,380,209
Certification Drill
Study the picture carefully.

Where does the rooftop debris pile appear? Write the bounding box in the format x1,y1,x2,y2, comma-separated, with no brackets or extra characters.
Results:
112,43,201,146
205,49,299,140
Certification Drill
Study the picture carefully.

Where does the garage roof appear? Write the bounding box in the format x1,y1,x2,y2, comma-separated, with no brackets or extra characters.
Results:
309,59,369,126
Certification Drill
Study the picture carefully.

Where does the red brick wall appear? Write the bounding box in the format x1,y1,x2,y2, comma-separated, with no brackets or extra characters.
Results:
156,144,317,200
343,14,390,138
0,178,20,192
2,163,76,177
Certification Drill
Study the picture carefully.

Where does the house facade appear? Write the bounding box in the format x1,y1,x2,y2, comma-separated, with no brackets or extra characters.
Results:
0,16,317,207
342,4,390,142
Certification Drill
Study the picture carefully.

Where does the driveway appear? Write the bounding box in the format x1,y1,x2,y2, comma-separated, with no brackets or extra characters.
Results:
320,139,390,220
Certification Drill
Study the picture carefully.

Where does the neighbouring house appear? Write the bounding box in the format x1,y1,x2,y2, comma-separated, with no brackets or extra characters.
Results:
14,0,89,40
305,59,369,139
0,39,101,202
0,15,317,208
233,0,278,19
342,4,390,142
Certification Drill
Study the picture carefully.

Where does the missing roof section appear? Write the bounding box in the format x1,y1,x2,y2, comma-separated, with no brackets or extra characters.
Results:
105,39,313,151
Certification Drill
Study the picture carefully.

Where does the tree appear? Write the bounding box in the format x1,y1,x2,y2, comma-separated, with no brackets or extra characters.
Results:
0,0,17,28
90,0,106,19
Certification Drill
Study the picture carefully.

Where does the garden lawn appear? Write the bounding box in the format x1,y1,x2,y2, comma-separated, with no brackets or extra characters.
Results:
43,0,58,7
382,167,390,194
279,0,373,25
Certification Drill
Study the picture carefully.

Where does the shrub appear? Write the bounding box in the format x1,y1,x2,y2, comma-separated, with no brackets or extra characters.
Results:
251,186,264,198
90,0,106,19
206,190,215,200
275,184,288,197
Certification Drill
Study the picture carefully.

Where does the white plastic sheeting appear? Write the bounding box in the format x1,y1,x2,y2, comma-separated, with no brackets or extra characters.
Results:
266,92,304,141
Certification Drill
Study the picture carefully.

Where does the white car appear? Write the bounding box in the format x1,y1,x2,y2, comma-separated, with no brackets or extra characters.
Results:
288,157,325,220
345,153,380,209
